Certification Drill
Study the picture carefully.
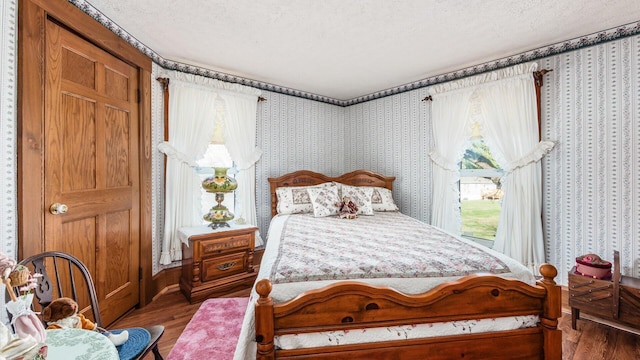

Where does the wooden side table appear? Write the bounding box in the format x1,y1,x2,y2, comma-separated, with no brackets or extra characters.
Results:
179,225,258,303
568,266,615,330
569,251,640,330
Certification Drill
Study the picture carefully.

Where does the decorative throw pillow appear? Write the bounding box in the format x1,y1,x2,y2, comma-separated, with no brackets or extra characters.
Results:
339,184,374,215
307,186,341,218
276,183,333,214
371,187,399,212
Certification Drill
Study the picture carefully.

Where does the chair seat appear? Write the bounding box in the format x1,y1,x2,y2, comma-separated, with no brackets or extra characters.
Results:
136,325,165,360
110,327,150,360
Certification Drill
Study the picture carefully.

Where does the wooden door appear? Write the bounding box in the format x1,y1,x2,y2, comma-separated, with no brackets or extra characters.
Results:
43,20,140,325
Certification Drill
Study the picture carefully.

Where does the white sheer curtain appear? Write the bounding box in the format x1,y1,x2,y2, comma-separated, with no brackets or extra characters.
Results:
157,70,263,265
427,62,555,272
158,80,217,265
219,90,263,233
428,88,474,233
478,63,555,273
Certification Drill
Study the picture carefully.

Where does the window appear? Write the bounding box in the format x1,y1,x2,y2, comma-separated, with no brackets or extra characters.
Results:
460,139,503,242
195,144,235,224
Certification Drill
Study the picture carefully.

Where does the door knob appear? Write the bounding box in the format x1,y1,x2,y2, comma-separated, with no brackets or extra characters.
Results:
49,203,68,215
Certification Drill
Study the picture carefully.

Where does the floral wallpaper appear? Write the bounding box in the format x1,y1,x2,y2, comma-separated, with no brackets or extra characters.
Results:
254,91,346,237
539,35,640,284
343,88,432,224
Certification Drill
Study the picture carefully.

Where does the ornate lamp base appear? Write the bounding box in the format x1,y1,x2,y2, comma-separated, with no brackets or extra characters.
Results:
208,221,230,229
203,192,235,229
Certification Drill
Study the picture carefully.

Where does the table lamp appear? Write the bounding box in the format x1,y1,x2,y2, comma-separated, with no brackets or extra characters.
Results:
201,167,237,229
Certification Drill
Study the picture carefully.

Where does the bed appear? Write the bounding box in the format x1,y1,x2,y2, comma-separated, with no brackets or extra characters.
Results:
235,170,561,360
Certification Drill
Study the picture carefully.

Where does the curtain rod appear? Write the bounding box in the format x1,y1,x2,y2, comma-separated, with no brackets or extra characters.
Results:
156,77,169,91
533,69,553,87
155,77,267,102
421,68,553,102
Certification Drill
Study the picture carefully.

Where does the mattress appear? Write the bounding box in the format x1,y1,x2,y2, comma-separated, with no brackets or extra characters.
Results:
233,212,536,360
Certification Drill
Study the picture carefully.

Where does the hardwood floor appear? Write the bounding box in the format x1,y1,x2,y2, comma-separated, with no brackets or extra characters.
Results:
112,287,640,359
559,315,640,359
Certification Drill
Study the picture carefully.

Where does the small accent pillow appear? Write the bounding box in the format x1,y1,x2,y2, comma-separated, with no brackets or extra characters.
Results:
371,187,399,212
307,186,341,218
340,184,374,215
276,182,333,214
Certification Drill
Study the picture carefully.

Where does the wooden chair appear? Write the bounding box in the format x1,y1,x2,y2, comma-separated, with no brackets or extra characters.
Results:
10,251,164,360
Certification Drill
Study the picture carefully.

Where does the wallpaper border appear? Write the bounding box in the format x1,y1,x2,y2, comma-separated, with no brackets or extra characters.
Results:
67,0,640,107
346,22,640,106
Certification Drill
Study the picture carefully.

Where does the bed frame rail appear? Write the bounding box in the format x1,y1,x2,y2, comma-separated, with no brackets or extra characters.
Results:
255,264,561,359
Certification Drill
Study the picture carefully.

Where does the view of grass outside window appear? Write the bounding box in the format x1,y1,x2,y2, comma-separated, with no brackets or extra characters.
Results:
460,140,503,241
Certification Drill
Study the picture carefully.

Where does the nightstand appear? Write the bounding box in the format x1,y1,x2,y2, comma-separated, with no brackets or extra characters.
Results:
179,224,258,303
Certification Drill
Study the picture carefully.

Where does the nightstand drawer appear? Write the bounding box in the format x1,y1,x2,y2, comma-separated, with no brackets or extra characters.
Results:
199,233,251,255
201,252,247,282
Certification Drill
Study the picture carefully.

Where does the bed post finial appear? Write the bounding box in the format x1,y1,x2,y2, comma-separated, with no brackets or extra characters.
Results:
537,263,562,360
256,278,272,298
539,263,558,282
255,279,275,360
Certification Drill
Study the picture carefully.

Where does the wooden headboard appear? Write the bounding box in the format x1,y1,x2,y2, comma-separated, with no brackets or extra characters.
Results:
267,170,396,217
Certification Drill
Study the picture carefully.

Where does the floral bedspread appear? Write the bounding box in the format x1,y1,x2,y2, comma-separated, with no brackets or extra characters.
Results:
270,212,510,284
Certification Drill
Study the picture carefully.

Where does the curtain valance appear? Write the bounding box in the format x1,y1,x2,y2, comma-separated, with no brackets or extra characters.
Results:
428,62,538,95
159,69,262,97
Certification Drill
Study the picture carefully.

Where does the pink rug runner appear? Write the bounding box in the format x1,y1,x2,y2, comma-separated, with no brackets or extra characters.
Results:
167,297,250,360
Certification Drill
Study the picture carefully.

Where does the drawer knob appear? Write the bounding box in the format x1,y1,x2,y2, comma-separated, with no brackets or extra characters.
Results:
217,262,236,271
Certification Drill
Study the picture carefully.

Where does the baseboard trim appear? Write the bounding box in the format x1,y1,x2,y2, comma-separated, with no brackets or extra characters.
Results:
150,266,182,301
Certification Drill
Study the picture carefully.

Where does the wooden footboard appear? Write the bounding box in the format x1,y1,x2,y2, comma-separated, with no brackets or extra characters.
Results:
255,264,561,359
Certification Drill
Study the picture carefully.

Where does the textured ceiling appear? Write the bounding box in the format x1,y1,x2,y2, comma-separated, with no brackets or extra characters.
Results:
85,0,640,101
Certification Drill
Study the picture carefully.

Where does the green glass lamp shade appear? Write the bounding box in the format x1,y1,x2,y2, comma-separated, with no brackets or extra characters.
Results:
202,167,238,193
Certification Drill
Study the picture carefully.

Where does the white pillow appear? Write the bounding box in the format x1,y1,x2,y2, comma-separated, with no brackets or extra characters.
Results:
371,187,399,212
275,182,334,214
339,184,374,215
307,186,341,218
